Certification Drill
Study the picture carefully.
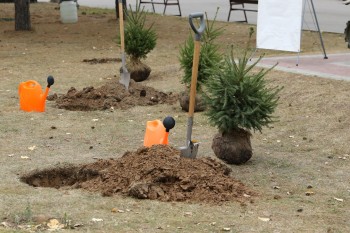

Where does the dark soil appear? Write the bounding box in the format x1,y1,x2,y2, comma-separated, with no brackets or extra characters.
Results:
20,145,256,204
82,57,121,64
53,80,179,111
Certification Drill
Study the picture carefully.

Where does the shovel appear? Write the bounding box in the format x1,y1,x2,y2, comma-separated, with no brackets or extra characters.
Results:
179,12,206,158
118,0,130,90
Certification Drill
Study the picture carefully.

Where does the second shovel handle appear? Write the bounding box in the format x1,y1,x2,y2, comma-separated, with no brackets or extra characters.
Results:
188,40,201,117
189,12,205,41
119,2,125,53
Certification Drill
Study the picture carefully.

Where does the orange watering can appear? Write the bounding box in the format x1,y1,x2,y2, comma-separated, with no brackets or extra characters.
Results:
18,76,55,112
144,116,175,147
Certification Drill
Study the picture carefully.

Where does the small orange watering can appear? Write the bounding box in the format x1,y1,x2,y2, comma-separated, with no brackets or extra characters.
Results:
18,76,55,112
144,116,175,147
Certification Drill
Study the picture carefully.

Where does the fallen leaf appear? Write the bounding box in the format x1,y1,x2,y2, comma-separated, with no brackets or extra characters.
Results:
91,218,103,222
258,217,271,222
184,212,192,217
47,219,64,230
305,191,315,196
28,146,36,150
73,223,83,228
1,221,13,228
333,197,344,202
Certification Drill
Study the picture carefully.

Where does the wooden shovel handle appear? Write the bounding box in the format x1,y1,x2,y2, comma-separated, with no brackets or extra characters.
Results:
118,2,125,53
188,40,201,117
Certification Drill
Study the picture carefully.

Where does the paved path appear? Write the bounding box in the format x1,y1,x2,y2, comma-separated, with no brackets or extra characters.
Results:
255,53,350,81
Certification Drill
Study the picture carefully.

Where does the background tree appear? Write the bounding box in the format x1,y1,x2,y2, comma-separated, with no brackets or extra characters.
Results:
15,0,31,30
178,10,223,112
124,3,157,82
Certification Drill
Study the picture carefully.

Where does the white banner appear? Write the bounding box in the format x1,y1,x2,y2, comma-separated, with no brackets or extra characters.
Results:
256,0,304,52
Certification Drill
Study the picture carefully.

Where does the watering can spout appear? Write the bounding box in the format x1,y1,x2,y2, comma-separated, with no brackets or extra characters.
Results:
18,76,54,112
41,76,55,101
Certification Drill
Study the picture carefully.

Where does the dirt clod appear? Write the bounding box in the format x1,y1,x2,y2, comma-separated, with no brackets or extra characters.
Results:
82,57,121,64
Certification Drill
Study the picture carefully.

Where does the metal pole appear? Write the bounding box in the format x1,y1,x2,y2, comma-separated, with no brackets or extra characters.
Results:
297,0,308,66
309,0,328,59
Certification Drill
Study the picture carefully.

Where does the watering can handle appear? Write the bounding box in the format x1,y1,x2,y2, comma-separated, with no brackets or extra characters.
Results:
25,80,39,87
189,12,205,41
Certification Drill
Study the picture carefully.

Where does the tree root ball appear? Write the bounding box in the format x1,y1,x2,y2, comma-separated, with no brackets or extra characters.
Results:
179,91,206,112
212,129,252,165
123,61,151,82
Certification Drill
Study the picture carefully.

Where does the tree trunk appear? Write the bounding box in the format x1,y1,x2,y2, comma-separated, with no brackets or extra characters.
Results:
15,0,31,31
115,0,127,19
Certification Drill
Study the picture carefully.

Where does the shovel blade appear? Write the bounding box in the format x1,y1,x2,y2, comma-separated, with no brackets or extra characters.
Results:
119,68,130,90
179,142,199,158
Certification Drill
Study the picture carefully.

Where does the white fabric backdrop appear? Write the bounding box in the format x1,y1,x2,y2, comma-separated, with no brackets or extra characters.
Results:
256,0,304,52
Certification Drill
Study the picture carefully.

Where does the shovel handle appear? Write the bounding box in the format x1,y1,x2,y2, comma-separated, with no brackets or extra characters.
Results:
189,12,205,41
118,1,125,53
188,12,206,118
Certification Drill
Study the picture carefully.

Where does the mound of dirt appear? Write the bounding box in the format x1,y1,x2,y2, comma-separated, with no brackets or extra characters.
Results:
54,80,179,111
21,145,256,204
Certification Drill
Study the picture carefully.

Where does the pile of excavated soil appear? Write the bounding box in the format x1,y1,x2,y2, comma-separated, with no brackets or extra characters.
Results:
21,145,256,204
53,80,179,111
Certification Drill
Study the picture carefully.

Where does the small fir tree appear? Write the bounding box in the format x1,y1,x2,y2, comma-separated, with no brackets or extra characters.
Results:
203,28,283,164
124,3,157,82
179,10,223,91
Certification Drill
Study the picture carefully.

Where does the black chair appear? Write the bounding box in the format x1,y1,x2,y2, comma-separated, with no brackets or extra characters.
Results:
139,0,181,16
228,0,258,23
